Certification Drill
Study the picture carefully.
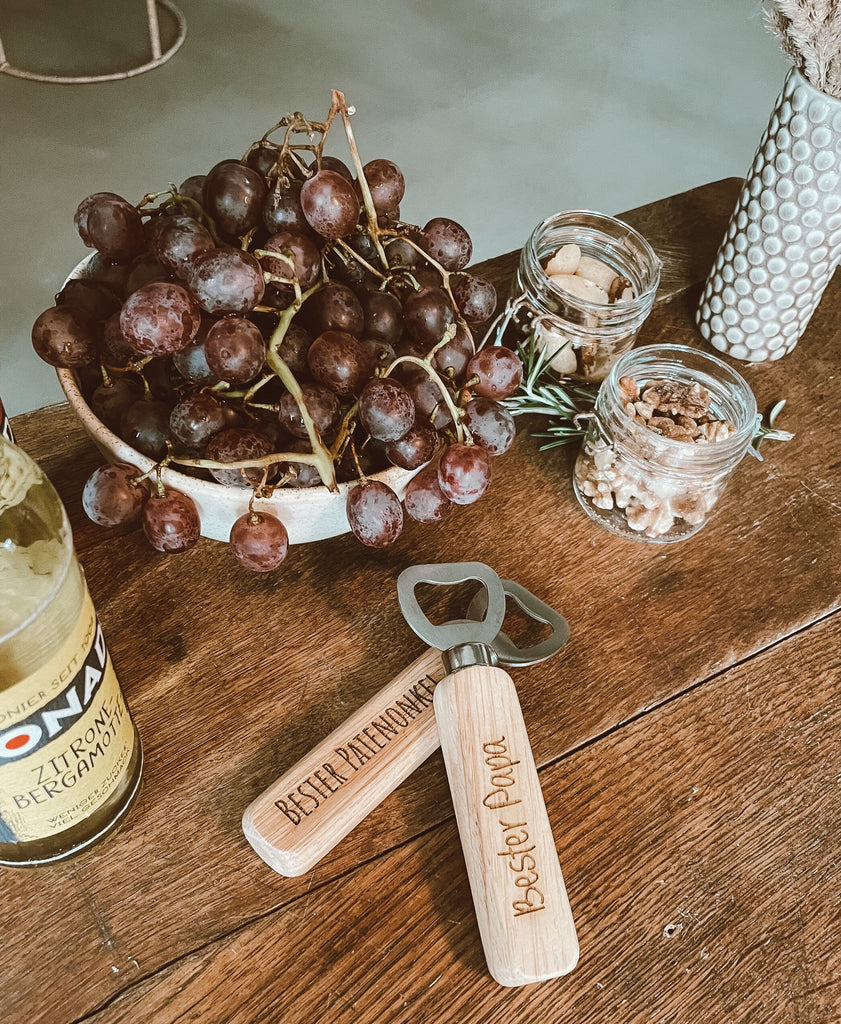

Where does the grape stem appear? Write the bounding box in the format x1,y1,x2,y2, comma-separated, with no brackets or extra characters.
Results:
171,449,327,474
137,185,225,245
264,281,339,491
329,400,360,462
332,237,387,282
332,89,390,270
254,248,300,296
384,351,467,444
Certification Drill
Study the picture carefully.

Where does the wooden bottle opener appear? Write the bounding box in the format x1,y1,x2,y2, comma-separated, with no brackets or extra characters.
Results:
241,577,570,889
397,562,579,987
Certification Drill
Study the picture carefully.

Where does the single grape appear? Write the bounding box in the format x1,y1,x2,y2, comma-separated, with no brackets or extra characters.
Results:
358,377,415,442
204,317,266,384
86,252,132,295
169,391,228,447
56,278,122,321
230,511,289,571
142,355,178,403
360,158,405,214
262,179,313,236
451,274,498,324
412,266,445,290
275,322,313,378
31,305,99,368
406,374,453,431
463,398,516,456
100,312,135,364
278,383,341,439
74,192,145,262
205,427,276,486
262,284,295,312
393,333,431,362
384,419,438,470
178,174,206,203
252,410,287,450
142,488,201,553
188,248,265,315
278,440,323,488
466,346,524,400
120,398,171,460
300,169,361,240
121,280,202,357
419,217,472,271
403,464,452,523
124,253,171,296
82,462,151,526
433,321,474,381
246,144,280,179
361,289,403,345
308,330,371,396
437,442,493,505
301,282,364,337
385,234,422,269
153,215,215,279
308,155,353,180
172,329,219,386
377,203,401,228
74,362,104,401
203,160,268,237
359,336,396,374
403,286,455,347
346,480,403,547
262,229,321,290
90,375,143,432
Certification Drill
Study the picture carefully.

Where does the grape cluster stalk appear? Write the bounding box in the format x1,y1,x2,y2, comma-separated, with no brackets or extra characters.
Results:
32,90,523,570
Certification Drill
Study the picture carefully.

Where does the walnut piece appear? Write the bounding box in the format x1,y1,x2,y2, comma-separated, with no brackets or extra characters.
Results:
624,374,731,445
573,370,739,539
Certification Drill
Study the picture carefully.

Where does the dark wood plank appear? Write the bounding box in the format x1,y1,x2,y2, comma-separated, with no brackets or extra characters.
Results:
72,610,841,1024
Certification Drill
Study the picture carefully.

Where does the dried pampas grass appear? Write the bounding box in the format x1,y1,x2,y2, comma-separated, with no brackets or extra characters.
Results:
764,1,841,97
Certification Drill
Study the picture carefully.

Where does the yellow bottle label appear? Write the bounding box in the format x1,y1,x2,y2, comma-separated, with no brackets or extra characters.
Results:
0,590,136,843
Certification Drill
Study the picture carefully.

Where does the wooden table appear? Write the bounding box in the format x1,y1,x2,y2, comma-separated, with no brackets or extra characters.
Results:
4,179,840,1024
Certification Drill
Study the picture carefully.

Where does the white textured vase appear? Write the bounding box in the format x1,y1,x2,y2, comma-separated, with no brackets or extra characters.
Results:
697,68,841,361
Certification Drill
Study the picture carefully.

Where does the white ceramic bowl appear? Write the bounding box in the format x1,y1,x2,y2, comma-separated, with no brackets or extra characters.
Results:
57,259,418,545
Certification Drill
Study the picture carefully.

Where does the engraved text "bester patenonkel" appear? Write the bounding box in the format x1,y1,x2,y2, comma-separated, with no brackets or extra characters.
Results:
272,677,437,826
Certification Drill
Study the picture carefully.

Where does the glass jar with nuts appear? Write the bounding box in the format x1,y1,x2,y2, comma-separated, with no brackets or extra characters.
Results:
502,210,661,382
573,344,758,542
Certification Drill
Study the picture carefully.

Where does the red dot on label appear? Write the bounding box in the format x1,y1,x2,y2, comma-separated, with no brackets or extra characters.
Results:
5,734,31,750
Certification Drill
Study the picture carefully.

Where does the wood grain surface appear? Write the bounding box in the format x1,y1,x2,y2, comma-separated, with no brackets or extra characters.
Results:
3,178,839,1024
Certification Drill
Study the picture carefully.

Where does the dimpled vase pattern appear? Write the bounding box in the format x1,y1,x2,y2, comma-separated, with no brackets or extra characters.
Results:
697,68,841,361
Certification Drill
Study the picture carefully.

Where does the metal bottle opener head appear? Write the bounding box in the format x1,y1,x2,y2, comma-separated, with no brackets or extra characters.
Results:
397,562,570,674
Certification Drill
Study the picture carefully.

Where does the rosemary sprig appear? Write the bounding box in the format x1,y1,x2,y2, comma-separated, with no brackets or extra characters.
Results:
504,336,598,449
506,334,794,457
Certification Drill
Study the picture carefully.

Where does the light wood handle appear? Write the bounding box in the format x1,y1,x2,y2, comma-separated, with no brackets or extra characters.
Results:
242,648,445,876
433,664,579,986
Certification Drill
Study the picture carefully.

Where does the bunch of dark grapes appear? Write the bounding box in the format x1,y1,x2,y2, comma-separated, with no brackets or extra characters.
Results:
32,91,522,569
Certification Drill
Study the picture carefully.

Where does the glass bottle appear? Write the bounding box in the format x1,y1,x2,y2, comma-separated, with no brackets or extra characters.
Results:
0,429,143,866
572,344,757,543
491,210,661,383
0,395,13,443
